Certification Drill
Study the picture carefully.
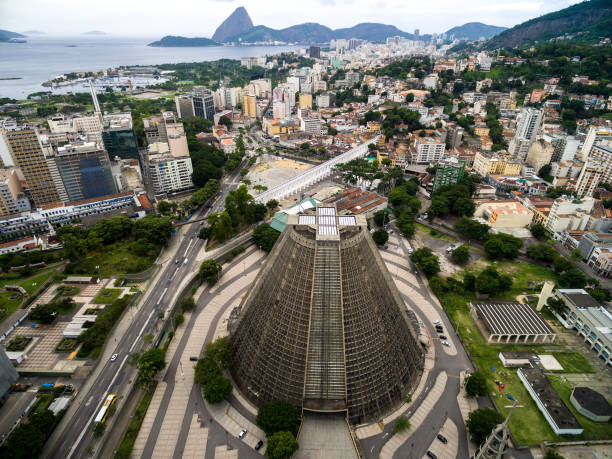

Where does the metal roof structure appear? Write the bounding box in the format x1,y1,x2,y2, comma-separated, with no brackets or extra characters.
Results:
230,204,424,424
473,301,554,336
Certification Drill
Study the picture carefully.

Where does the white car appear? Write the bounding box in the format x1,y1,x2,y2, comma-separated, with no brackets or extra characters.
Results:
433,320,441,324
111,353,118,361
441,341,451,347
238,429,247,439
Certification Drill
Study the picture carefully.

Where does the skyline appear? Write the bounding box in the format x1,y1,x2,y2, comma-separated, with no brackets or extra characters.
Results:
1,0,582,38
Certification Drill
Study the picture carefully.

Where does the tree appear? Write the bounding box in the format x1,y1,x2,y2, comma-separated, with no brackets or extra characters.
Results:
205,337,233,369
474,267,513,296
173,312,184,329
180,296,196,312
28,303,57,324
194,357,221,386
253,223,280,252
256,401,299,436
465,372,488,397
393,417,411,433
558,268,587,289
451,245,470,265
133,216,173,246
546,297,566,314
484,233,523,260
530,224,547,240
266,199,279,211
454,218,489,241
410,247,440,277
544,449,565,459
526,244,557,262
466,408,504,445
373,209,389,227
266,431,299,459
199,259,222,284
138,348,166,387
203,374,232,403
452,197,476,217
372,229,389,246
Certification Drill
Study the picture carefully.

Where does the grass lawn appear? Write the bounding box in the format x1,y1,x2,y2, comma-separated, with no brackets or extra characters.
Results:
20,270,56,295
548,376,612,440
94,288,122,304
33,393,54,415
0,268,57,324
68,240,159,277
436,260,587,445
550,353,595,374
0,291,23,323
415,223,458,243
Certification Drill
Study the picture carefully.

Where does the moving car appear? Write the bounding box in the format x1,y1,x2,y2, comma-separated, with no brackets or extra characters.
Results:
437,433,448,444
110,353,118,362
238,429,247,439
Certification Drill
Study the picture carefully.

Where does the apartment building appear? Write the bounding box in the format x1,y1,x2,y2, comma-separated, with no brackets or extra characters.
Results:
545,196,595,234
410,137,445,164
0,168,30,217
143,142,193,196
473,151,522,177
574,161,603,198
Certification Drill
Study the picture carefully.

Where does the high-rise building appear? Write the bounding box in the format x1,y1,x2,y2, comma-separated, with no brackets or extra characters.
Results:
192,87,215,121
309,45,321,59
2,125,60,207
0,346,18,398
299,93,313,109
45,142,117,202
581,126,612,159
143,112,179,146
143,142,193,196
230,205,424,424
432,156,466,192
587,141,612,185
574,161,603,198
175,95,195,119
510,108,543,161
243,94,257,118
0,168,30,217
101,113,139,160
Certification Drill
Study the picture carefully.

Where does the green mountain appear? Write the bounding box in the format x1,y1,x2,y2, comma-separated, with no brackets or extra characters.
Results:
334,23,414,41
487,0,612,48
0,29,26,43
212,6,254,43
148,36,219,47
445,22,506,41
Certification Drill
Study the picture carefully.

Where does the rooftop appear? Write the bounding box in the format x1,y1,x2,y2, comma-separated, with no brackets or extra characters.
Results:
571,387,612,417
473,301,554,336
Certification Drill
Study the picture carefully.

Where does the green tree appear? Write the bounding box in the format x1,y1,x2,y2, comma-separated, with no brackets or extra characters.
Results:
173,312,184,329
266,199,279,211
466,408,504,445
194,357,221,385
203,375,232,403
465,372,488,397
484,233,523,260
373,209,389,227
474,267,513,296
410,247,440,277
372,229,389,246
253,223,280,252
138,348,166,387
256,401,299,436
526,244,557,262
180,296,196,312
530,224,547,240
558,268,587,289
454,218,489,241
451,245,470,265
205,337,233,369
199,259,222,284
544,449,565,459
393,417,411,433
266,431,299,459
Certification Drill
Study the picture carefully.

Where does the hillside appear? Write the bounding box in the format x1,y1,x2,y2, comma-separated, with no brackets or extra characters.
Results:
0,29,26,43
148,36,219,47
212,6,253,43
334,23,414,41
445,22,506,41
487,0,612,48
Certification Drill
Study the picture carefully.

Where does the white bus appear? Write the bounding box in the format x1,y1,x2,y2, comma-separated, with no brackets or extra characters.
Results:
94,394,116,424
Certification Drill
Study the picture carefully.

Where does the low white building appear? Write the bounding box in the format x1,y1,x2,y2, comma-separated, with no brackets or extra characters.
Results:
545,196,595,234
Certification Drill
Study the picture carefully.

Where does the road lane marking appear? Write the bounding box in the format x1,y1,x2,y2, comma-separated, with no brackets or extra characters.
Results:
157,287,168,305
184,239,193,257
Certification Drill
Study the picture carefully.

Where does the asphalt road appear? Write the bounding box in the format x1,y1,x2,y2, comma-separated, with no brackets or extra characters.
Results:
44,166,243,459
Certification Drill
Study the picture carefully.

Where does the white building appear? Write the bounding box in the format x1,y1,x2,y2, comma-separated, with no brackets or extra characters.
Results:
410,137,446,164
510,107,543,161
545,196,595,234
144,142,193,196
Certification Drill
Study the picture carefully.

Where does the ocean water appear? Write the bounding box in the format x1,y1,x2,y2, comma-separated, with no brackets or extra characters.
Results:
0,36,299,99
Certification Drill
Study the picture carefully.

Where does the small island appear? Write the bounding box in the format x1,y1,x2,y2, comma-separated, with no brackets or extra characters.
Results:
148,35,219,47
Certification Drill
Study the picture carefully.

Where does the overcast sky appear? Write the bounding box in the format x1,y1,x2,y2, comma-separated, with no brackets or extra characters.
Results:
0,0,581,37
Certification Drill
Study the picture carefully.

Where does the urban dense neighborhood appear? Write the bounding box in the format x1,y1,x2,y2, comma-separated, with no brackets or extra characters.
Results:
0,1,611,459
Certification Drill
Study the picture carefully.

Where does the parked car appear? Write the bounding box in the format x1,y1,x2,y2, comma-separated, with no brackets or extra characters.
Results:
437,434,448,444
439,335,447,340
238,429,247,439
432,320,440,324
426,451,437,459
255,440,264,451
442,341,451,347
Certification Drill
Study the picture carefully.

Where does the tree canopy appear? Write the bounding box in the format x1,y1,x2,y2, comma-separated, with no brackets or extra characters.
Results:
372,229,389,246
465,372,488,397
199,259,222,284
253,224,280,252
138,348,166,387
266,431,300,459
466,408,504,445
256,401,299,436
410,247,440,277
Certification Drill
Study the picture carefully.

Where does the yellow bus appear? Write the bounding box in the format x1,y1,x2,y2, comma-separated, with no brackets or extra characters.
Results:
94,394,116,424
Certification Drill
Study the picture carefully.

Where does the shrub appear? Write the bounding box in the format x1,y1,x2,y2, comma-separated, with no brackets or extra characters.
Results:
203,375,232,403
393,417,411,433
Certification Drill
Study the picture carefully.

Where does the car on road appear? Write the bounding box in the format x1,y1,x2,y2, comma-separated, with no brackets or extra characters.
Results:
433,320,440,324
255,440,264,450
238,429,247,439
442,341,451,347
111,354,118,362
408,248,414,254
437,433,447,444
183,258,188,265
426,451,437,459
435,326,444,332
439,335,447,340
175,259,179,264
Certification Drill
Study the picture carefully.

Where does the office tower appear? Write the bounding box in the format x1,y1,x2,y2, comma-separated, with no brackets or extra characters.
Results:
192,87,215,121
175,95,195,119
2,126,60,207
309,45,321,59
45,142,117,202
574,161,603,198
231,205,424,424
101,113,139,160
348,38,359,50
